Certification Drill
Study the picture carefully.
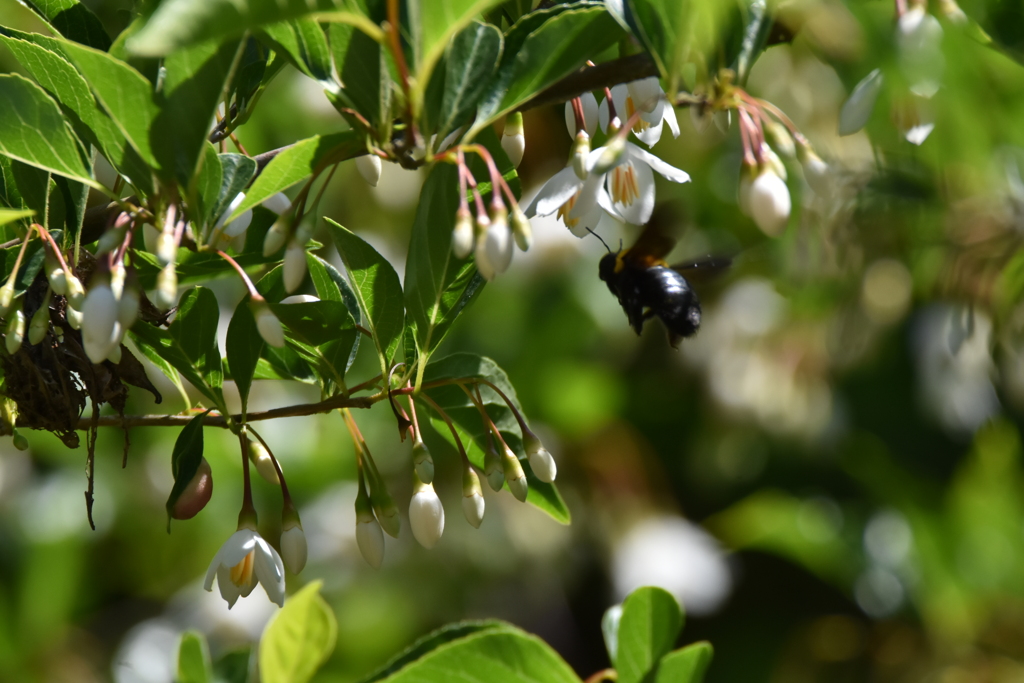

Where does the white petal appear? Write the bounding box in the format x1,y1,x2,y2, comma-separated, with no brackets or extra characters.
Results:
614,160,656,225
283,241,308,293
253,536,286,607
597,187,623,221
598,96,610,135
81,285,119,363
356,519,385,568
634,118,665,147
462,493,485,529
222,209,252,238
568,172,605,221
409,488,445,549
626,144,690,183
525,167,583,217
905,122,934,145
564,101,578,138
219,529,258,569
262,192,292,216
627,77,662,113
580,93,599,137
655,99,680,138
610,84,629,125
356,155,382,186
280,526,308,574
216,565,243,608
839,68,883,136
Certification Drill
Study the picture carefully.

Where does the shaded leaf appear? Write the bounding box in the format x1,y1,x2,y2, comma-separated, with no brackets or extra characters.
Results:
18,0,110,50
436,21,502,139
226,300,263,414
177,630,213,683
164,411,209,524
260,19,334,85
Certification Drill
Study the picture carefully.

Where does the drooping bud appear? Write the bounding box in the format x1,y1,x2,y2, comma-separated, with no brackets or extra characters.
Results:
761,144,787,181
154,264,177,311
412,439,433,484
797,146,832,198
118,282,140,330
142,223,160,255
482,206,513,277
473,211,496,282
764,120,796,158
355,486,385,568
81,280,120,363
251,301,285,348
591,136,626,176
523,429,557,483
248,438,280,484
484,441,504,492
0,278,15,318
5,308,25,354
839,68,883,137
462,464,485,529
261,192,292,216
409,474,444,549
280,518,307,574
511,209,532,251
155,230,177,267
501,112,525,168
501,447,528,502
28,300,49,345
109,262,126,300
283,238,308,294
170,457,213,520
65,305,82,330
96,223,127,255
44,252,67,295
452,207,474,259
571,131,591,180
263,215,290,257
748,168,792,237
370,485,401,539
65,275,85,310
355,155,382,187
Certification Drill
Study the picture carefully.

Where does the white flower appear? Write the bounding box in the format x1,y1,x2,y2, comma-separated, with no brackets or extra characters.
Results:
203,527,286,608
582,143,690,225
524,165,617,237
409,479,444,549
280,522,307,575
82,283,120,363
356,155,382,187
599,78,679,147
563,92,599,138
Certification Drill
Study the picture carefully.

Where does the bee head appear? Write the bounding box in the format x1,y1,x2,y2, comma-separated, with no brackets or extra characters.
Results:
598,252,618,283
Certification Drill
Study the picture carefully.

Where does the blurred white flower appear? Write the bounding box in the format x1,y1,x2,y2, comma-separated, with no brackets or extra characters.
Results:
598,78,680,147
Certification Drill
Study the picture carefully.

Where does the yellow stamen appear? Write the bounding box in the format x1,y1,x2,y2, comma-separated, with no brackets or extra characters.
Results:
626,97,651,134
230,550,255,586
611,163,639,206
556,190,581,228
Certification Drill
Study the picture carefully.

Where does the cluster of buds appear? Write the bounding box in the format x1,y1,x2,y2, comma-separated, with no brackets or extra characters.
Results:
449,147,532,281
203,430,307,609
730,84,832,237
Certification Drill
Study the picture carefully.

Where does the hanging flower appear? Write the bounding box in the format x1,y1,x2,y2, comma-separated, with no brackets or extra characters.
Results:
599,78,680,148
204,527,286,608
582,143,690,226
523,166,618,237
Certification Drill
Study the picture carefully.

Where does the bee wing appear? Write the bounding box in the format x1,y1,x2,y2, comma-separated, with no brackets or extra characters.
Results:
670,255,732,283
623,218,676,267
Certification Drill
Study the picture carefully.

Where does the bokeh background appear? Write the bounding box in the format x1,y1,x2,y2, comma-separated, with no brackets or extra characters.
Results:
3,0,1024,681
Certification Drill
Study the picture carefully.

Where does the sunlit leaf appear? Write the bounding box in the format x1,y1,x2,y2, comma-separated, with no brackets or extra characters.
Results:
260,581,337,683
614,587,683,683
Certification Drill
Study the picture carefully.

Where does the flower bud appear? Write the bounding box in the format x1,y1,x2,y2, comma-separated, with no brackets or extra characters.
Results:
501,448,528,502
462,465,484,529
65,275,85,310
6,308,25,354
473,211,496,282
764,120,796,158
571,131,591,180
65,305,82,330
155,264,177,311
280,520,307,574
409,475,444,549
371,487,401,539
155,231,177,267
524,431,557,483
412,439,433,484
12,431,28,451
484,442,504,492
263,216,290,257
511,209,532,251
109,262,126,300
798,146,832,198
501,112,525,168
262,192,292,216
592,136,626,176
452,207,474,259
839,68,883,137
28,300,50,345
118,284,140,330
355,482,384,568
248,439,280,484
356,155,382,187
96,224,127,255
283,239,308,294
252,301,285,348
44,252,66,295
761,144,787,181
483,207,513,276
0,280,15,318
82,282,119,363
170,457,213,520
749,168,792,237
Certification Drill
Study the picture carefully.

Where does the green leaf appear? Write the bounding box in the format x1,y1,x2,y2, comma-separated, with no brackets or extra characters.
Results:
436,21,503,139
364,624,581,683
654,642,713,683
18,0,110,50
602,603,622,664
269,300,356,346
0,74,97,188
403,163,483,372
154,38,246,184
164,411,209,524
59,41,162,171
308,253,362,373
53,176,87,243
170,287,223,390
472,6,623,134
260,19,334,85
177,630,213,683
213,648,252,683
615,587,683,683
127,0,381,57
421,353,570,524
0,209,34,227
331,23,391,132
407,0,506,114
193,144,223,229
227,131,362,221
325,218,405,371
260,580,337,683
226,300,263,415
0,29,153,195
130,334,191,410
209,153,258,226
361,621,509,683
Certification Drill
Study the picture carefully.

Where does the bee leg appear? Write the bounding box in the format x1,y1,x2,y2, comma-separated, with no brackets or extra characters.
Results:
667,331,682,349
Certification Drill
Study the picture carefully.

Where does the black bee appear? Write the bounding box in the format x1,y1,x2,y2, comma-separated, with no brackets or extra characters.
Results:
595,220,730,348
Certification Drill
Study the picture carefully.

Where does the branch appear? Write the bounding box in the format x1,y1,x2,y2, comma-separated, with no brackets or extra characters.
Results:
33,393,380,430
517,53,659,113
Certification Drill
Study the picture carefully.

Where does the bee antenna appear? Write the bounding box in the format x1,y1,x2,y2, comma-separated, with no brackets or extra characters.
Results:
586,228,612,253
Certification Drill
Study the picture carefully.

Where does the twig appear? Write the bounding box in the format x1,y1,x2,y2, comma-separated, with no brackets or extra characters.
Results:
517,53,659,113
